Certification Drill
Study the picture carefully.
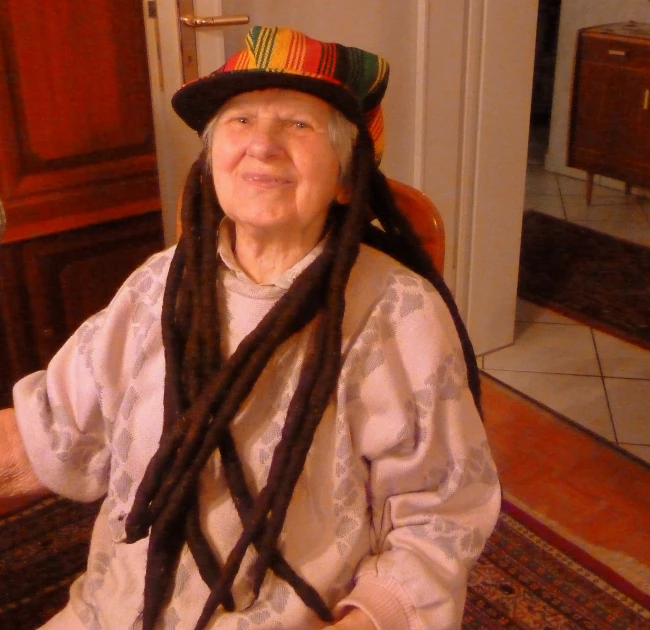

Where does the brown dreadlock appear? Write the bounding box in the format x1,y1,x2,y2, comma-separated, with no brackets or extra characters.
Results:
123,115,481,628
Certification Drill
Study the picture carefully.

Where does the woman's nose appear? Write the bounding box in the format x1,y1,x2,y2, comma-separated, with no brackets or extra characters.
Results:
246,122,283,160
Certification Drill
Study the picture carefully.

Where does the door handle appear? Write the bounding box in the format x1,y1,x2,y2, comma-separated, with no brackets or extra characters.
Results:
180,15,249,27
177,0,250,83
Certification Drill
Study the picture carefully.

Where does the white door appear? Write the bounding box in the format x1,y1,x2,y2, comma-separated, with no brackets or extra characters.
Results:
444,1,538,355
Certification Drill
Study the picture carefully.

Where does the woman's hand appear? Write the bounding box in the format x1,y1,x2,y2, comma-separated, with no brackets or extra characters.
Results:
323,608,377,630
0,407,50,515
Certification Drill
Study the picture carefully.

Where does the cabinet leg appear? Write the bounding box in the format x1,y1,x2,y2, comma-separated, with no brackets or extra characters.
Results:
586,173,593,205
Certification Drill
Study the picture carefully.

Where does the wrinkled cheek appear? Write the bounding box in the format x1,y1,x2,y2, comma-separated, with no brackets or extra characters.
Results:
212,173,235,210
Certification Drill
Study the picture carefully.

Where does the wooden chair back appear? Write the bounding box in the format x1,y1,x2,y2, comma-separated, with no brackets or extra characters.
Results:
387,178,445,274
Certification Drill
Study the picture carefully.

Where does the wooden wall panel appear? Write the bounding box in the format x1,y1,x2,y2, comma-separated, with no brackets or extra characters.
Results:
8,3,152,160
0,244,40,407
0,322,13,406
0,1,166,408
0,1,160,241
0,213,165,406
21,213,165,366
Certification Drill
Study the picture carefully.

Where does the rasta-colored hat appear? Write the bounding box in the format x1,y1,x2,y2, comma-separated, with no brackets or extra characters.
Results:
172,25,390,163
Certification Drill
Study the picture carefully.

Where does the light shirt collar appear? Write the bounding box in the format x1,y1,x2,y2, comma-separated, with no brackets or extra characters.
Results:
217,218,326,289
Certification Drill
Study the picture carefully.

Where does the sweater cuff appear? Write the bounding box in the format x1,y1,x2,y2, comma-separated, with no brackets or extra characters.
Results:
334,574,419,630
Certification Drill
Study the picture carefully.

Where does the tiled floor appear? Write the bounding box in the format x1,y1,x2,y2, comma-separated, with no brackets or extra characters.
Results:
523,163,650,247
479,162,650,467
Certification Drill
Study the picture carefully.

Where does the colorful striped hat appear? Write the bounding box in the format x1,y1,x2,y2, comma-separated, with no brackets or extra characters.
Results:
172,26,390,163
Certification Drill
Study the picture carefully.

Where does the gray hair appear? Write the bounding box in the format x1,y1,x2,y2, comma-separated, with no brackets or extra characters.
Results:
201,103,358,185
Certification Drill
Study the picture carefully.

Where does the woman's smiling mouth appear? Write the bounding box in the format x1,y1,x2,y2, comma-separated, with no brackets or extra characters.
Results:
242,172,293,188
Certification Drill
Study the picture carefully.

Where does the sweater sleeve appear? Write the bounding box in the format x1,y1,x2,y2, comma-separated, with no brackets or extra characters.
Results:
336,272,501,630
12,310,111,502
12,248,172,502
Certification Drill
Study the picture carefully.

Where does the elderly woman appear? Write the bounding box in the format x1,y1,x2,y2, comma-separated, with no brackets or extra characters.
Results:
0,26,500,630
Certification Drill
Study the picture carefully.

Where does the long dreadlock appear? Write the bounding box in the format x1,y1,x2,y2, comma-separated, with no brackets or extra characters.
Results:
124,120,481,629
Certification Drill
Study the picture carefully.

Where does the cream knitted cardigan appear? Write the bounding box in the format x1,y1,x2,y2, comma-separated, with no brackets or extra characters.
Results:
14,241,500,630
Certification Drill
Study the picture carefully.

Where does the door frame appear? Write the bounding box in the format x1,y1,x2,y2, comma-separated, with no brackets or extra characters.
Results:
421,0,538,355
141,0,228,244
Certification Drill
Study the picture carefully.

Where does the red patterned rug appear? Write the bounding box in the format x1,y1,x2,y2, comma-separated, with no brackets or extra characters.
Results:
1,497,649,628
464,500,650,629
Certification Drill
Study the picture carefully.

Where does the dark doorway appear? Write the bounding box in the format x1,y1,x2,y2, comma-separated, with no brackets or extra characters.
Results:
529,0,562,166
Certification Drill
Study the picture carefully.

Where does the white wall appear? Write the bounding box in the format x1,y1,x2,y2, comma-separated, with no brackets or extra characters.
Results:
546,0,650,181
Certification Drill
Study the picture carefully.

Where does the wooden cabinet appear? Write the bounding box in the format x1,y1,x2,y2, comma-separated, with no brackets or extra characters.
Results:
568,22,650,204
0,215,164,406
0,2,165,407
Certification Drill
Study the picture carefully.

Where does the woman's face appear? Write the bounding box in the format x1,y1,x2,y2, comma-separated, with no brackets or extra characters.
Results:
210,89,345,245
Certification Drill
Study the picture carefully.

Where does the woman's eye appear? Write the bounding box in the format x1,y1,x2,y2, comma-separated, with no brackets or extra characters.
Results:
293,121,310,129
222,114,249,125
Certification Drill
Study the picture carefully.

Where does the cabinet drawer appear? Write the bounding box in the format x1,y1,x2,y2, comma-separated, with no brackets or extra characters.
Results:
579,35,650,69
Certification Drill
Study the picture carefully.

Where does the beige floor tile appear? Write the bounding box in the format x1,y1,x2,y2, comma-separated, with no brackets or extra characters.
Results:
524,194,565,219
525,167,560,195
556,174,587,196
605,378,650,445
484,369,615,441
624,227,650,248
509,163,650,455
558,175,626,199
483,322,600,376
515,299,582,325
620,444,650,467
562,195,649,223
596,175,650,198
593,330,650,379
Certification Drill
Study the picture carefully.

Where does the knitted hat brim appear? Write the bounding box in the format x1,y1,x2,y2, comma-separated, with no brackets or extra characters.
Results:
172,71,367,134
